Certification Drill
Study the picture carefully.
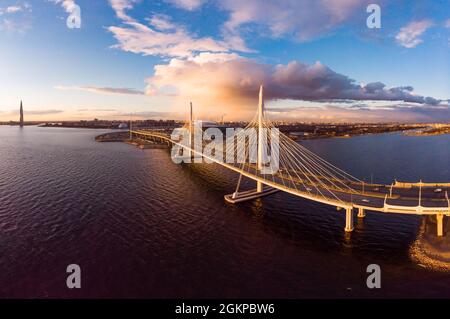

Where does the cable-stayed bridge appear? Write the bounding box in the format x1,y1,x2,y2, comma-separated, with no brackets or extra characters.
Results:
132,86,450,236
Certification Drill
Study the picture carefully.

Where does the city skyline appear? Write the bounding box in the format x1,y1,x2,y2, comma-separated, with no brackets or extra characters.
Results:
0,0,449,122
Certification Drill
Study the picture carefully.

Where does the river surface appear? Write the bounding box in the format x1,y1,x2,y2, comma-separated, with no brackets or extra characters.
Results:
0,126,449,298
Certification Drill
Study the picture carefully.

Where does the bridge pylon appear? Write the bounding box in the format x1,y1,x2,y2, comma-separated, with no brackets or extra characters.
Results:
131,86,450,238
257,85,264,193
224,85,280,204
437,214,444,237
189,101,193,152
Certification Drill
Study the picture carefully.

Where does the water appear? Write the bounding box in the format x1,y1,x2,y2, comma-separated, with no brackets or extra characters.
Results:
0,126,449,298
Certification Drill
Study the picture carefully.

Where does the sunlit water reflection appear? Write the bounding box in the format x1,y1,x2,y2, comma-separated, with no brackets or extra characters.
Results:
0,126,449,298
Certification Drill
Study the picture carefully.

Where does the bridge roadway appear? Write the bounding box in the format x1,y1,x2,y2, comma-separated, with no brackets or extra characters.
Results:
131,129,450,217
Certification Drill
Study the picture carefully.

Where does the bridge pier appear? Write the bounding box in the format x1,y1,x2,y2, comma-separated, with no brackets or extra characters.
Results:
437,214,444,237
345,207,354,232
257,181,263,193
357,207,366,218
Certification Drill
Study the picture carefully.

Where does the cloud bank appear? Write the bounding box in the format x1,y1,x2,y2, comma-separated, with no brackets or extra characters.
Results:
55,85,145,95
266,103,450,123
144,54,444,119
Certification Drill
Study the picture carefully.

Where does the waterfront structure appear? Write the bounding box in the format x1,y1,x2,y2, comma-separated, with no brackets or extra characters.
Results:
132,86,450,237
19,100,24,127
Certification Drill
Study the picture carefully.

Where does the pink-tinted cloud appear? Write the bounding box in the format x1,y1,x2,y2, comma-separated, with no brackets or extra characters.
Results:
108,0,139,21
395,20,433,48
55,85,145,95
220,0,373,41
143,54,445,121
266,103,450,123
5,6,23,13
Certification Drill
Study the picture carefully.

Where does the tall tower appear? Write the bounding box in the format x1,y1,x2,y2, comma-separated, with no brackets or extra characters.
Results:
190,102,193,130
189,102,193,148
19,100,24,127
257,85,264,192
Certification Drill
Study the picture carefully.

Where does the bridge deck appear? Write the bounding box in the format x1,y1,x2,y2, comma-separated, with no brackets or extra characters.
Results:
132,130,450,215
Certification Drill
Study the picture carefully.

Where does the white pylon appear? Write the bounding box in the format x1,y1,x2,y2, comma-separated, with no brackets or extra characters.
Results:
189,101,193,151
257,85,264,192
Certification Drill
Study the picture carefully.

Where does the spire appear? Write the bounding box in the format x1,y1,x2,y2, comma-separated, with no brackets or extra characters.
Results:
189,101,193,150
190,101,193,130
258,85,264,115
19,100,24,127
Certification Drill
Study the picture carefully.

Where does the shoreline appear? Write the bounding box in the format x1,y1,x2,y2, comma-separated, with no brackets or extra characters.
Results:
3,124,448,139
95,131,169,149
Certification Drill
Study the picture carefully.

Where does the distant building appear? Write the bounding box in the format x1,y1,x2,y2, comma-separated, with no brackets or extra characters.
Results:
193,120,219,128
290,132,310,137
19,100,24,127
118,123,128,129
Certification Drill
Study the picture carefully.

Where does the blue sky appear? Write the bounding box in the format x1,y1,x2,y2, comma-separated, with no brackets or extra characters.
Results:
0,0,449,122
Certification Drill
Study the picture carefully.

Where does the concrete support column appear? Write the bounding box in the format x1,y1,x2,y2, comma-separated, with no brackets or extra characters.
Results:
357,207,366,218
437,214,444,237
257,181,263,193
345,207,354,232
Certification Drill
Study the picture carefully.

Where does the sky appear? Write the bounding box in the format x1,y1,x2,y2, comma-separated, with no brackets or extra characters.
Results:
0,0,449,123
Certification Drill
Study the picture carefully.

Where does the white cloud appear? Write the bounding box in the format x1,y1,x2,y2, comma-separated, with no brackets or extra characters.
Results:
395,20,433,48
107,6,250,58
108,20,231,58
0,3,32,33
147,14,176,31
108,0,140,22
0,3,31,16
165,0,206,11
5,6,23,13
50,0,78,13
